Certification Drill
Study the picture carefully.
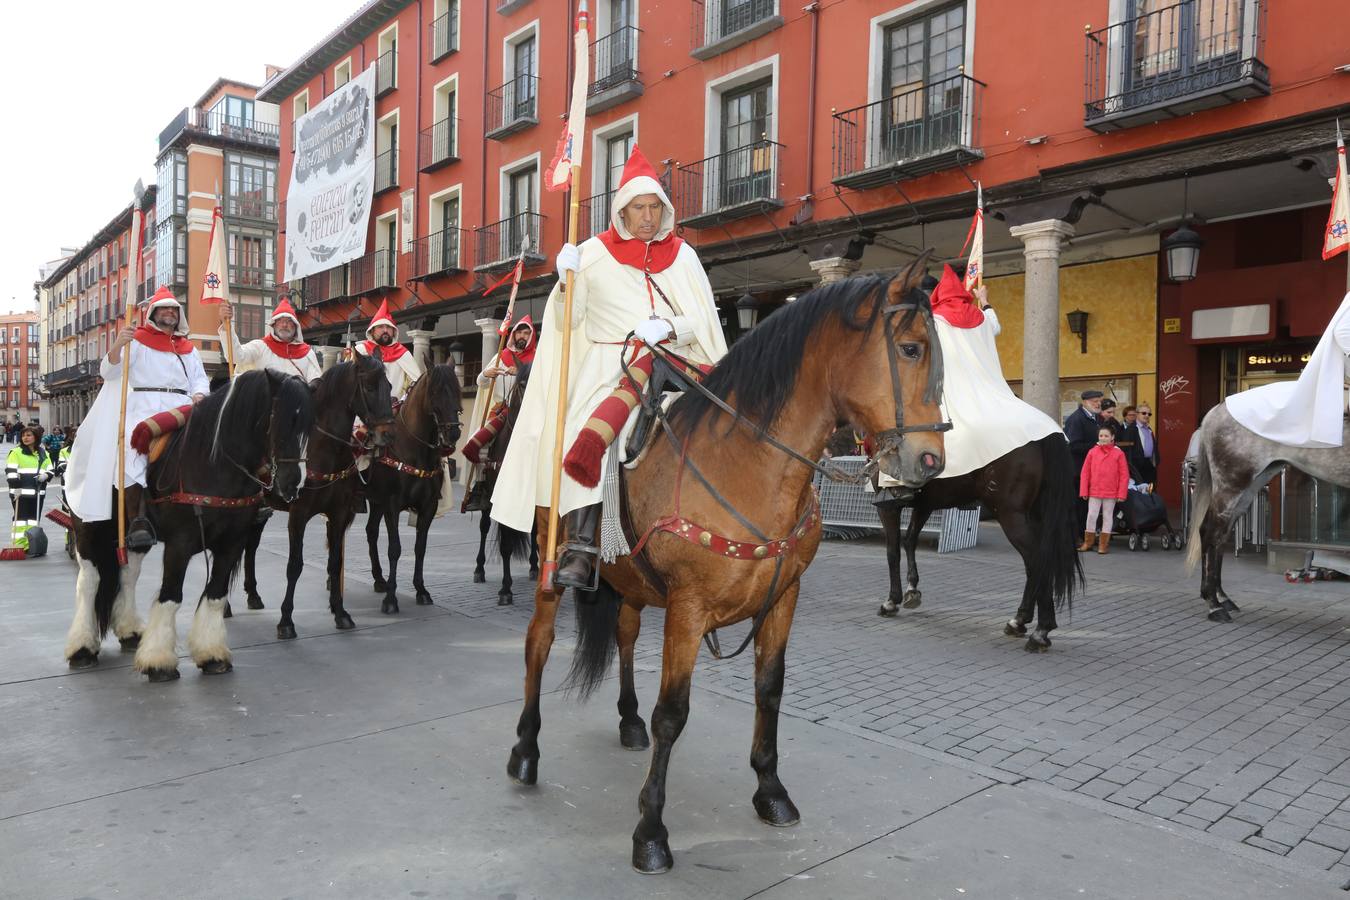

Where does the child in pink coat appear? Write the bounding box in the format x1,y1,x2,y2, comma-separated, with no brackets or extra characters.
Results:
1079,426,1129,554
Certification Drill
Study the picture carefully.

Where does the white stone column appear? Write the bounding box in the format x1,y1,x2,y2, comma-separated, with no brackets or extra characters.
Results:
1008,219,1075,421
809,256,862,285
475,317,502,368
319,346,342,372
406,329,435,372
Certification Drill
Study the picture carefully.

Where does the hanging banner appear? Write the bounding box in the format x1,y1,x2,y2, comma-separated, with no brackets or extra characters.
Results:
283,66,377,283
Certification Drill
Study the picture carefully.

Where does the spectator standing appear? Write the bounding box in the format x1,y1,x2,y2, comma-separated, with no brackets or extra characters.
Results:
1064,389,1104,525
6,426,53,550
1100,399,1127,443
1078,426,1129,555
1124,404,1160,484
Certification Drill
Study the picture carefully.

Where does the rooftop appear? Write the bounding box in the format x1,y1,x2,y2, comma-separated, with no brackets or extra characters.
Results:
40,186,158,288
257,0,414,103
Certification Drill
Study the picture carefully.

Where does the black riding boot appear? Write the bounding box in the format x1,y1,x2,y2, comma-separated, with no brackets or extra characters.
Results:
124,486,156,551
556,503,602,592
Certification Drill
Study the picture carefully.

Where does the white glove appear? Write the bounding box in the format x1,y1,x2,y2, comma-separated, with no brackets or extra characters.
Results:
37,471,51,483
555,243,581,280
634,318,673,346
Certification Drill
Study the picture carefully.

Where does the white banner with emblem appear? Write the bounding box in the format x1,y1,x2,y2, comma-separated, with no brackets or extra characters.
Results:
283,66,376,283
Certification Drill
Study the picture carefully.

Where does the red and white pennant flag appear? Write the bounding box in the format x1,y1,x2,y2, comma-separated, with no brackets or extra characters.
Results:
545,2,590,192
201,206,231,304
961,182,984,289
1324,122,1349,261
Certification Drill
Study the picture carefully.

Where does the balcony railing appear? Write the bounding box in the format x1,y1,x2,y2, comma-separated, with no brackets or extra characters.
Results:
578,189,616,243
589,26,642,112
1085,0,1269,132
374,148,399,194
674,140,783,228
43,361,98,388
158,107,281,152
231,265,275,291
413,229,471,278
376,49,397,97
300,267,347,307
430,9,459,62
475,212,547,271
349,250,397,295
486,75,539,140
419,118,459,172
225,192,276,221
691,0,781,59
831,73,985,190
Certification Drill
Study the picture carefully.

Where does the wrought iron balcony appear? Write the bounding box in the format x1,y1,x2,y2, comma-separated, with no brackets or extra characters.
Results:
578,189,615,243
831,73,985,190
419,118,459,172
485,75,539,140
674,140,783,228
497,0,529,13
1085,0,1269,132
231,264,275,292
299,267,347,307
158,107,281,152
413,229,471,279
374,148,399,194
475,212,546,271
376,48,397,97
589,26,642,113
430,9,459,62
43,361,98,388
348,250,397,295
691,0,782,60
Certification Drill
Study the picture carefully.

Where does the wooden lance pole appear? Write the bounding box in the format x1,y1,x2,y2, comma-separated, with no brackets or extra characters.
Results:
115,180,146,565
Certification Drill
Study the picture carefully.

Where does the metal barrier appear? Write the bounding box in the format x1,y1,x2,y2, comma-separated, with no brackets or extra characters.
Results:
812,456,980,553
1181,459,1269,556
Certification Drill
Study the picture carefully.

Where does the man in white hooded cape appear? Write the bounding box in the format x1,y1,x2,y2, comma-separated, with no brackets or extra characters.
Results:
1226,292,1350,448
216,297,322,382
491,145,728,588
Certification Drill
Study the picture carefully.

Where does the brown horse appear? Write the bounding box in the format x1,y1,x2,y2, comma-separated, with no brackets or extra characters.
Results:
504,261,947,874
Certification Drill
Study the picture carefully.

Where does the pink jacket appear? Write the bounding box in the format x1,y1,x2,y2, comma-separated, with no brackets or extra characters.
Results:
1080,444,1129,500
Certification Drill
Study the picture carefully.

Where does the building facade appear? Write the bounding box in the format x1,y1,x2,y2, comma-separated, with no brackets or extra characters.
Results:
0,312,43,427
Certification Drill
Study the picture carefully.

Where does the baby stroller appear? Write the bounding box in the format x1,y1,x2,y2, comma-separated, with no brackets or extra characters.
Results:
1115,462,1183,551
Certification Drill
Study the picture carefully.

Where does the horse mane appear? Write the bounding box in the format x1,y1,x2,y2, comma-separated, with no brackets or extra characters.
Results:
186,371,312,466
669,275,925,436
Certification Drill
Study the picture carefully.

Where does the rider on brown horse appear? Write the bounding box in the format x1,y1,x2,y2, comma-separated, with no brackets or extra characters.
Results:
490,145,728,589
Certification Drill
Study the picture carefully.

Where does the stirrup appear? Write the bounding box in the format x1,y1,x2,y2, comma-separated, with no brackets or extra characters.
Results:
556,542,601,593
462,480,490,513
126,517,157,552
254,506,274,525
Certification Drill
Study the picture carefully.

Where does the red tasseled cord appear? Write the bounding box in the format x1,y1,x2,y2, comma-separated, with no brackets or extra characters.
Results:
563,429,608,488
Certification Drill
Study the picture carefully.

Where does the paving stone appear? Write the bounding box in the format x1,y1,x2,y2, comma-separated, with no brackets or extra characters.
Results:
1207,817,1260,841
1183,798,1232,824
1286,841,1344,870
1307,824,1350,853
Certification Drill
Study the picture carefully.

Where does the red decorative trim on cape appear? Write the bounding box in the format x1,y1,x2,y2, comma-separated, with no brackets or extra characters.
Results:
361,339,409,362
596,227,683,275
132,325,194,355
929,264,985,329
263,335,313,359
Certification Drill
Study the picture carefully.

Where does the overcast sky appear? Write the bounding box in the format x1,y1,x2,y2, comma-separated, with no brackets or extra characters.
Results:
1,0,337,313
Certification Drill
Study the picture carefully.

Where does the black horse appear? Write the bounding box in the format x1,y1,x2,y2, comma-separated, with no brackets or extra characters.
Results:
65,370,313,681
365,364,463,613
470,364,538,605
237,355,395,639
875,434,1082,651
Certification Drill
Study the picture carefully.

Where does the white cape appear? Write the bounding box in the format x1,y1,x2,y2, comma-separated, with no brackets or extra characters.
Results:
1226,292,1350,448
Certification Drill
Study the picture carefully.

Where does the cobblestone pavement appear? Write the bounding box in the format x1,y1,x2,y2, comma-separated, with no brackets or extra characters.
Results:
404,511,1350,883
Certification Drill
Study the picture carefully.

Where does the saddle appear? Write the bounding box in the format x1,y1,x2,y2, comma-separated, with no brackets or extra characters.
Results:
130,404,193,457
622,354,702,468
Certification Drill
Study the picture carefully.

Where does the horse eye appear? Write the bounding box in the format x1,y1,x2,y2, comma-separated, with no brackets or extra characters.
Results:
899,343,922,360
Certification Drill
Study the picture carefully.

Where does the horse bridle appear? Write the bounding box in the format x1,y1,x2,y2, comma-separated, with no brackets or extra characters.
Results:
393,373,462,452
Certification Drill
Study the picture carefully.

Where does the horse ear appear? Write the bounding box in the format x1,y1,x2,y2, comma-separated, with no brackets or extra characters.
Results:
887,249,935,306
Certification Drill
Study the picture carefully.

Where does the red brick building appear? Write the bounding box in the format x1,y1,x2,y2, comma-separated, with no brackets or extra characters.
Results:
0,312,43,427
260,1,1350,531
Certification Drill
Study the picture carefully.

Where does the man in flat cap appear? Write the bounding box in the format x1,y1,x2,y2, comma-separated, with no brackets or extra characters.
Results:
1065,389,1104,526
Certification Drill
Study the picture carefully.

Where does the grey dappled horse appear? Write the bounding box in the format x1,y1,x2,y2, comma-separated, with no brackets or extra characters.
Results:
1186,403,1350,621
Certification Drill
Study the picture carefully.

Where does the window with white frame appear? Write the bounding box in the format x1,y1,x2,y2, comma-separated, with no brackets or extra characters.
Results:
499,157,539,261
432,0,460,60
375,213,399,288
504,25,538,123
292,90,309,150
590,120,635,237
704,58,778,214
377,25,398,93
427,187,462,273
334,57,352,90
377,112,399,192
430,76,458,165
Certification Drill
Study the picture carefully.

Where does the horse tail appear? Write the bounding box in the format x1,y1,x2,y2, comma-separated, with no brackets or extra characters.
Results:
492,523,532,563
561,581,621,701
1186,439,1210,574
89,520,122,637
1031,436,1083,613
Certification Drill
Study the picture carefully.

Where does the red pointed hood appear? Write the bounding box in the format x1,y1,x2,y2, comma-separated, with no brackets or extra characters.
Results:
365,299,396,338
596,144,684,274
929,264,985,329
500,315,537,368
134,286,194,354
360,299,408,361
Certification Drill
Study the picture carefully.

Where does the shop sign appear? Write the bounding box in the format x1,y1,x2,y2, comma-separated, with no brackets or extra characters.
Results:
1162,317,1181,334
1245,348,1314,373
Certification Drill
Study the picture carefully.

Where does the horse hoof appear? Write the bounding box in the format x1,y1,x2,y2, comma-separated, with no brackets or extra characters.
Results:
620,720,650,750
529,567,539,581
415,592,434,606
1221,599,1240,613
381,600,400,615
1004,620,1028,638
373,579,388,593
497,593,513,606
1207,608,1233,623
1025,632,1052,653
277,623,297,640
246,594,264,610
632,837,674,875
67,647,99,669
472,569,486,584
199,659,233,675
901,590,922,609
753,794,801,827
877,604,898,618
146,668,181,683
222,602,233,620
507,749,538,786
334,613,355,630
118,633,141,650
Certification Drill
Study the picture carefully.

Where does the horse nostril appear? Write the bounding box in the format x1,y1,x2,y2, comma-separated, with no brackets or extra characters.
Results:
921,452,941,472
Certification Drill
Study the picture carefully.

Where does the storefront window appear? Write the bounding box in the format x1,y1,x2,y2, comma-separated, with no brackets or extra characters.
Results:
1280,468,1350,549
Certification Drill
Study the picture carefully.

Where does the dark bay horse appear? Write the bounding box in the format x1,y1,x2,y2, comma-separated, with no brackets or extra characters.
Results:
875,434,1082,651
66,370,312,680
1187,403,1350,621
237,355,394,639
505,262,947,874
471,363,538,605
365,364,463,613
